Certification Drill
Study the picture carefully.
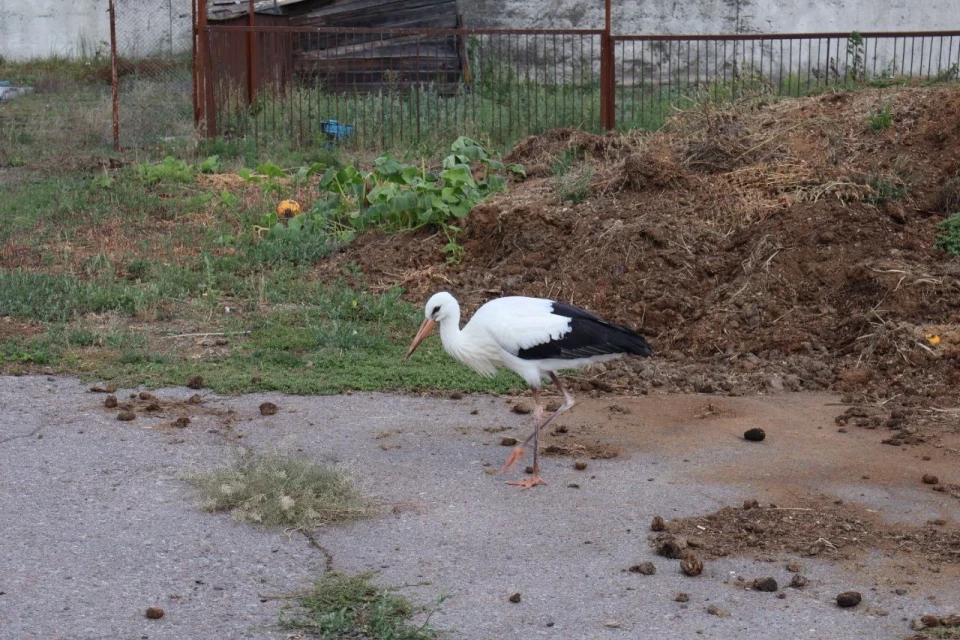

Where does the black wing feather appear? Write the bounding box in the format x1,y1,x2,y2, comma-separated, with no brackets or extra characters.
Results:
516,302,653,361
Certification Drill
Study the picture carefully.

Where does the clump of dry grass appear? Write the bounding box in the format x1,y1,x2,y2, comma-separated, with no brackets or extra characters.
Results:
935,173,960,214
187,449,377,530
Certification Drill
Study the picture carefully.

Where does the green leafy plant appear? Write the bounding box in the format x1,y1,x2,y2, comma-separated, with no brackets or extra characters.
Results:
255,137,524,261
935,213,960,257
846,31,866,83
135,156,197,184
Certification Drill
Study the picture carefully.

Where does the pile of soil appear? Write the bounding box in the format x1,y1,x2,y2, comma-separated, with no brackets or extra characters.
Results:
318,85,960,440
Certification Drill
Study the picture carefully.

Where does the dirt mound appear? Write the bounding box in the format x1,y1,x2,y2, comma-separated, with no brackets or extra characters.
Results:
318,85,960,437
650,497,959,571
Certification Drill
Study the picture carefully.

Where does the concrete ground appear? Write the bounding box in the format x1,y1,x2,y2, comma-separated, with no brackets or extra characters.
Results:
1,375,957,639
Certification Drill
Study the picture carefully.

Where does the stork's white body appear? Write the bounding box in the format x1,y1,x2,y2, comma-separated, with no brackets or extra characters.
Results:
439,296,625,387
406,291,652,489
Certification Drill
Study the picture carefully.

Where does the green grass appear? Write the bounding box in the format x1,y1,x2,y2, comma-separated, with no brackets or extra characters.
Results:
868,100,894,131
187,449,377,529
281,571,446,640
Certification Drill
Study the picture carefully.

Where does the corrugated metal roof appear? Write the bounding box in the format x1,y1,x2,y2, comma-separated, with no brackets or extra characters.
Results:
208,0,317,22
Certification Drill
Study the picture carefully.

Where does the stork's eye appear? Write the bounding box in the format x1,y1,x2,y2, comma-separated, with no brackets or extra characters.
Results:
431,305,441,317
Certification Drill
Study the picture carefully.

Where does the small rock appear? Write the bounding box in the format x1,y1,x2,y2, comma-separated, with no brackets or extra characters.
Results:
524,466,534,474
789,574,808,589
753,577,778,592
574,461,588,470
706,603,729,617
470,409,478,415
567,483,580,489
604,620,620,628
680,552,704,577
836,591,862,607
508,592,521,603
144,402,160,412
104,395,118,408
765,374,784,392
139,391,155,401
553,425,568,434
920,614,941,628
90,384,117,393
894,588,907,596
785,562,801,573
500,437,518,446
511,403,532,415
259,402,279,416
629,562,656,575
449,391,464,400
117,410,136,421
173,417,190,428
744,428,766,442
922,474,939,485
187,375,204,389
251,375,263,383
651,516,666,531
743,499,760,510
187,394,202,404
675,592,690,603
145,606,164,619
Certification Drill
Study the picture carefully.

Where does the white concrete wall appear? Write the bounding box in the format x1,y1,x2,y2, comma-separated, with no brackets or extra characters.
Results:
0,0,193,60
0,0,956,61
463,0,958,33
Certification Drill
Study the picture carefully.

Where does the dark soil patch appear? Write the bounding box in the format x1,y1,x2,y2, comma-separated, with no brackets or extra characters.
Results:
651,498,960,569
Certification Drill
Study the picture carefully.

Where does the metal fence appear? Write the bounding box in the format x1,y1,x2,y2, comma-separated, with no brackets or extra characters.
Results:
199,26,605,149
195,24,960,150
109,0,194,149
613,31,960,129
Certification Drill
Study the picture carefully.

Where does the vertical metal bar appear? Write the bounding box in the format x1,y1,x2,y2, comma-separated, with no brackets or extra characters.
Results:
778,38,783,95
590,36,597,132
109,0,120,151
909,36,916,78
247,0,256,105
600,0,614,130
936,35,945,76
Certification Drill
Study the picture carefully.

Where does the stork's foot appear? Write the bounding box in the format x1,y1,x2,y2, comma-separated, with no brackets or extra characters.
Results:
499,446,525,473
506,474,548,490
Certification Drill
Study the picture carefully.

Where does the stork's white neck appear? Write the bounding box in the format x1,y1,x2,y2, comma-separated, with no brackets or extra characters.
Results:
438,302,464,357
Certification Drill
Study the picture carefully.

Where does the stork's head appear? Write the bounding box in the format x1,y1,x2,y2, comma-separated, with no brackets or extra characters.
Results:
405,291,457,359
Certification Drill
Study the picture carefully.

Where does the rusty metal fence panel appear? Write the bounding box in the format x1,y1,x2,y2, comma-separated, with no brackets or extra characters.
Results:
107,0,195,149
200,26,603,148
613,31,960,129
195,25,960,149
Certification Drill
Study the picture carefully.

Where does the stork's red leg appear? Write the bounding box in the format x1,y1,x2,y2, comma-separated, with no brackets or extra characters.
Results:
500,388,543,473
518,373,576,450
506,388,548,489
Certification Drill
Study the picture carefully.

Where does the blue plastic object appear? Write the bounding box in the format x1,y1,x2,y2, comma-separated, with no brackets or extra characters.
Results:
0,81,11,87
320,119,355,142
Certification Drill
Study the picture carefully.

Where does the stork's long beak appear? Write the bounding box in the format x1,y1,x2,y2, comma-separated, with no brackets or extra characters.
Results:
405,318,436,359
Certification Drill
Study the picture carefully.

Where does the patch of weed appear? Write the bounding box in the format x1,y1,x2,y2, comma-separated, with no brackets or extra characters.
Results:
935,213,960,257
187,449,377,530
281,571,446,640
868,100,893,132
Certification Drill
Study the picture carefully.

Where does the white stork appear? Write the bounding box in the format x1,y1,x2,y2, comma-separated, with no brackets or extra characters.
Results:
405,291,653,489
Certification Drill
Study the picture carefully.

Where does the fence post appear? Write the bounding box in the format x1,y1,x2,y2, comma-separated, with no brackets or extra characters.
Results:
109,0,120,151
196,0,216,138
247,0,257,105
600,0,615,130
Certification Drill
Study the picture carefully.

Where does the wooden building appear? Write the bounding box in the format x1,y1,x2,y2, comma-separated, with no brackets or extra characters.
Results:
207,0,466,94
